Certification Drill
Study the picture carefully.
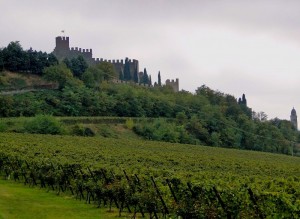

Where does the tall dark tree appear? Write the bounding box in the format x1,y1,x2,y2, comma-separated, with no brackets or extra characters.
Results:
242,94,247,106
47,53,58,66
98,61,117,81
142,68,149,85
36,51,48,74
2,41,27,72
238,94,247,106
63,58,71,69
1,42,58,74
158,71,161,86
133,66,139,83
238,93,251,117
149,75,152,86
123,57,131,81
43,63,73,89
26,50,58,75
119,70,124,81
82,61,117,88
69,56,88,78
0,49,4,72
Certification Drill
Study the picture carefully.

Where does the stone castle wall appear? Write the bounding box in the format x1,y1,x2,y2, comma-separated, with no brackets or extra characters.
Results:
53,36,138,79
53,36,179,91
165,78,179,92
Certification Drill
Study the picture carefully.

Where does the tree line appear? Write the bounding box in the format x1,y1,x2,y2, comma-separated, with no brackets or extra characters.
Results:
0,41,155,87
0,41,58,74
0,82,299,155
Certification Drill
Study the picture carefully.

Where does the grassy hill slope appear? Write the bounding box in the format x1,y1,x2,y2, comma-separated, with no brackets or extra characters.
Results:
0,71,56,91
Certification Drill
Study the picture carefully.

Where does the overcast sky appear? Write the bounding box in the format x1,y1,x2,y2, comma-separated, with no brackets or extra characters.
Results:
0,0,299,120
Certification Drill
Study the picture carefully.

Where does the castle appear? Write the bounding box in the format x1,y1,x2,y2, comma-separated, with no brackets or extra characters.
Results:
290,108,298,130
52,36,179,92
53,36,139,80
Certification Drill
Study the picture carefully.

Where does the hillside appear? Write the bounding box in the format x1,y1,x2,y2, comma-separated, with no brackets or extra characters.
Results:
0,83,299,156
0,71,57,92
0,40,299,156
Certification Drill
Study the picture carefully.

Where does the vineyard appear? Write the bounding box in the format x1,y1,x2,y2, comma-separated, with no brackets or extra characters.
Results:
0,133,299,218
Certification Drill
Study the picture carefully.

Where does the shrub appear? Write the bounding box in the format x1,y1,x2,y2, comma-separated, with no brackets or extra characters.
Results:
125,118,134,129
71,124,95,137
24,115,64,135
0,121,7,132
8,78,26,88
98,124,116,138
0,76,8,86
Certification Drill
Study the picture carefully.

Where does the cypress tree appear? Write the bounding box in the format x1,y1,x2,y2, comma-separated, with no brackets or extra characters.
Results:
133,66,138,83
242,94,247,106
238,94,247,106
149,75,152,86
124,57,131,81
238,98,242,104
0,49,3,71
47,53,59,66
119,70,124,81
158,71,161,86
63,58,71,69
0,49,4,72
143,68,149,85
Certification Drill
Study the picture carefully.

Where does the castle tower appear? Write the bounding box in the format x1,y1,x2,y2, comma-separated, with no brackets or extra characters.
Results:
53,36,70,60
290,107,298,130
165,78,179,92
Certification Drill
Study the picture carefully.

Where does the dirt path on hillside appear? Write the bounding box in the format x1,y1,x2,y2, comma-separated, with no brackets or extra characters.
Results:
0,87,58,95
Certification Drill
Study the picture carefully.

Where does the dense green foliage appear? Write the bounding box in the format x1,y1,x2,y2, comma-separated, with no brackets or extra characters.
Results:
63,56,88,79
0,82,299,155
0,116,138,139
23,115,64,135
0,133,299,218
0,42,58,74
82,62,117,88
43,63,75,89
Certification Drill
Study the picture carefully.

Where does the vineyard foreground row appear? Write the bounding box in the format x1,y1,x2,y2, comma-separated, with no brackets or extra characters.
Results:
0,133,299,218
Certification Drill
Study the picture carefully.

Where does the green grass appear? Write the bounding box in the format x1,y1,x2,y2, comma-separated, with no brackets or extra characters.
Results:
0,117,141,139
0,179,127,219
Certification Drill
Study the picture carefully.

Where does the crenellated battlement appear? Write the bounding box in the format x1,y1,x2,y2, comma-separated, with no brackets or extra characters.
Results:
53,36,139,70
165,78,179,92
53,36,93,63
52,36,178,91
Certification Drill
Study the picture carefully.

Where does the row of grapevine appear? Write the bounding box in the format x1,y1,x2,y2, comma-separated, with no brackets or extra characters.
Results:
0,152,299,218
